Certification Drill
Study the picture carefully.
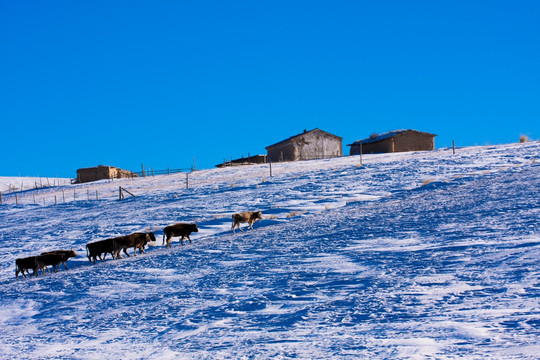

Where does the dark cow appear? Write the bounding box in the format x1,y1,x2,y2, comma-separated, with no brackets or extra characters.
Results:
15,256,40,279
162,223,198,247
36,253,65,274
86,238,115,264
231,211,263,233
113,232,156,259
40,250,77,271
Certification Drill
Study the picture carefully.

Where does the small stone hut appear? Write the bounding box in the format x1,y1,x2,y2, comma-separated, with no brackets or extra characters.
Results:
266,128,343,163
75,165,135,183
348,129,437,155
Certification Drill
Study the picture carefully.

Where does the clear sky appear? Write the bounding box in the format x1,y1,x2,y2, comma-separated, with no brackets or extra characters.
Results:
1,1,539,177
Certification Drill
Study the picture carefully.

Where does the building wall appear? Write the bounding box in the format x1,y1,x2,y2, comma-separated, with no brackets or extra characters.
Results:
350,140,393,155
393,133,434,152
76,167,112,183
267,142,296,162
267,131,342,162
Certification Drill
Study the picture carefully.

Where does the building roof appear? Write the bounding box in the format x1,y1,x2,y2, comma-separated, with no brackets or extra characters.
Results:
347,129,437,146
76,165,116,172
266,128,342,150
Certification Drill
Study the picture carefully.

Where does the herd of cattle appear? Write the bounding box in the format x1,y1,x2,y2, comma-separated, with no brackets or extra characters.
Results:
14,211,264,279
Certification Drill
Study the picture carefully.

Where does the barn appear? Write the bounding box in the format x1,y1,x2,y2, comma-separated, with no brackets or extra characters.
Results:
347,129,437,155
75,165,135,183
265,128,343,163
216,154,267,168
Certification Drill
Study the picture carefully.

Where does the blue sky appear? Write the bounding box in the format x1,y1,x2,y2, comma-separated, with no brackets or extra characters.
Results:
1,1,539,177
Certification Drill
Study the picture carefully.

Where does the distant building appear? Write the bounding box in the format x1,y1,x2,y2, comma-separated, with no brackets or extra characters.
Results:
75,165,135,183
347,129,437,155
216,154,267,168
266,128,343,163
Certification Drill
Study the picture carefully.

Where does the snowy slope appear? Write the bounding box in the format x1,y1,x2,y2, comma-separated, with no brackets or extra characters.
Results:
0,143,539,359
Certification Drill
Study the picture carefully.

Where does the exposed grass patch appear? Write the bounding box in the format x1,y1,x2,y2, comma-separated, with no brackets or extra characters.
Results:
421,179,436,186
286,210,306,218
520,135,528,143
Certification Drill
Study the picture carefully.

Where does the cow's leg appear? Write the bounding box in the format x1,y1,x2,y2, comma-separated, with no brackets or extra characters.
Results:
63,261,68,270
231,222,235,233
180,235,185,246
238,224,244,232
187,235,192,244
123,248,130,257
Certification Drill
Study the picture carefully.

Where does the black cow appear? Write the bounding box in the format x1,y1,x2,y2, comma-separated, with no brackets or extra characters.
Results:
36,253,65,274
86,238,115,264
40,250,77,271
162,223,198,247
15,256,40,279
113,232,156,259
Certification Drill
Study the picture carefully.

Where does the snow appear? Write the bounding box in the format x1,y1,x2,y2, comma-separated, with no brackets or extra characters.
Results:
0,142,539,359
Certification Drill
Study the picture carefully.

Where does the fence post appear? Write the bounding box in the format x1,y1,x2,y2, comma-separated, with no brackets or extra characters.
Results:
62,191,65,203
55,195,57,205
359,142,363,166
452,140,455,155
119,186,123,200
0,192,2,205
186,173,189,189
33,193,36,204
96,190,98,200
269,162,273,177
16,194,19,205
74,189,76,201
141,163,145,177
43,198,45,205
87,188,90,200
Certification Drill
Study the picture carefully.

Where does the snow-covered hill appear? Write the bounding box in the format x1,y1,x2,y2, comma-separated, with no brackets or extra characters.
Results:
1,143,539,359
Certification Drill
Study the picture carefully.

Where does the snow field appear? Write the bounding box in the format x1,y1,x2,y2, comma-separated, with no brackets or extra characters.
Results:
0,142,539,359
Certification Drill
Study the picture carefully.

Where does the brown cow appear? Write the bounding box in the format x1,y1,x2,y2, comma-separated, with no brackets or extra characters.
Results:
231,211,263,233
40,250,77,271
162,223,198,248
15,256,40,278
113,232,156,259
86,238,115,264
